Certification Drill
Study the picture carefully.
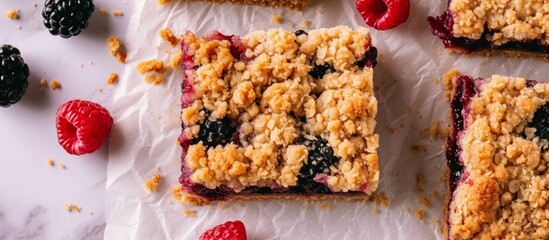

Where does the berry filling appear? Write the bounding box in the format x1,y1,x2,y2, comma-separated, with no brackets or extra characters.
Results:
427,11,549,53
528,103,549,141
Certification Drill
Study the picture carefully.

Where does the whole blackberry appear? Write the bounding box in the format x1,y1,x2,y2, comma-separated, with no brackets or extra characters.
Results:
0,44,30,107
193,113,236,148
42,0,95,38
529,103,549,141
299,137,338,180
308,64,335,80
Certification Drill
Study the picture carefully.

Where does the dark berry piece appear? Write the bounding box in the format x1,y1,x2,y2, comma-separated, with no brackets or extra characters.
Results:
0,44,30,108
529,103,549,141
356,46,378,68
42,0,95,38
308,64,335,80
194,112,236,148
294,30,308,36
299,137,338,180
292,178,332,194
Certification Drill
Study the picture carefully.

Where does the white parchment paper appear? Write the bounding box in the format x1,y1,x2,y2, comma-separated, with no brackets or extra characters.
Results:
105,0,549,239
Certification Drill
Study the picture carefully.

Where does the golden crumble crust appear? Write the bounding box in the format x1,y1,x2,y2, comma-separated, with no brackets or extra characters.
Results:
450,0,549,45
181,26,379,195
449,73,549,239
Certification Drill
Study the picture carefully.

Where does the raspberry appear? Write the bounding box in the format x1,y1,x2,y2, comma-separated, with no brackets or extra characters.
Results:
42,0,95,38
56,100,113,155
199,220,247,240
356,0,410,30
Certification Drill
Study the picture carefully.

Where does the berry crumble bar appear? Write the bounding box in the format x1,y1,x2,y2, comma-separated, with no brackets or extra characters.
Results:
445,69,549,239
427,1,549,60
179,26,379,205
192,0,307,9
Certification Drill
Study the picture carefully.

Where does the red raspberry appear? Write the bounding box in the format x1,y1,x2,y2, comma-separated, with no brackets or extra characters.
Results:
56,100,113,155
199,220,247,240
356,0,410,30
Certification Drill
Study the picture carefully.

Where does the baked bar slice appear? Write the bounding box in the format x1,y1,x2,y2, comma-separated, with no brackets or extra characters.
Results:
191,0,307,9
427,1,549,60
445,69,549,239
179,26,379,205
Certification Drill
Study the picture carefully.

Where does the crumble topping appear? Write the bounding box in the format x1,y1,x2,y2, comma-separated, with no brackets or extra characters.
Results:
170,50,182,67
111,10,124,17
107,73,118,85
159,28,180,47
39,79,48,90
65,203,81,213
145,74,164,85
107,36,127,63
182,26,378,194
137,59,166,74
99,7,109,15
144,174,162,192
50,80,62,90
46,158,54,166
449,74,549,239
450,0,549,45
5,9,19,20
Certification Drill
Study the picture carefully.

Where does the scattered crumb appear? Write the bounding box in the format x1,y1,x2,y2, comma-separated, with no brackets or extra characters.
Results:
420,121,447,139
415,173,426,193
443,69,460,101
433,77,440,84
182,209,197,218
89,61,94,65
287,22,295,28
111,10,124,17
33,2,38,8
414,209,425,221
65,203,81,213
159,28,179,48
107,36,126,63
411,144,427,152
420,197,431,207
144,174,162,192
368,192,390,208
217,202,227,209
15,25,21,30
99,7,109,16
387,127,395,133
39,79,48,90
46,158,54,166
145,74,164,85
107,73,118,85
89,211,94,216
439,226,445,234
5,9,20,20
136,59,166,74
372,208,381,215
50,80,62,90
170,185,183,204
299,19,312,29
300,204,309,210
58,163,66,169
170,51,182,68
154,166,161,171
319,202,331,210
175,139,180,145
158,0,172,4
98,88,103,93
271,13,283,24
432,190,441,199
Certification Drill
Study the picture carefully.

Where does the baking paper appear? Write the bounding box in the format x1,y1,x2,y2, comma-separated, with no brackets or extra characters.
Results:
105,0,549,239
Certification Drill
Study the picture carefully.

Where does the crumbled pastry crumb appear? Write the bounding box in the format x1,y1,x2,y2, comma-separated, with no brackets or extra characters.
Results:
433,77,440,84
450,0,549,45
58,163,65,169
107,73,118,85
414,173,426,193
39,79,48,90
5,9,19,20
111,10,124,17
319,202,331,210
415,209,425,221
182,209,197,218
299,19,311,29
170,185,183,204
136,59,166,74
372,208,380,214
32,2,38,8
159,28,179,48
158,0,172,4
368,192,389,208
420,121,447,139
144,174,162,192
50,80,62,90
144,74,164,85
65,203,81,213
15,25,21,30
443,69,459,101
431,190,441,199
387,127,395,133
411,144,427,152
170,50,182,68
107,36,127,63
99,7,109,15
420,197,431,207
46,158,54,166
271,13,283,24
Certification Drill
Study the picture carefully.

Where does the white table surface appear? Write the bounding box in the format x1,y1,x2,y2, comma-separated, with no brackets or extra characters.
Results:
0,1,133,239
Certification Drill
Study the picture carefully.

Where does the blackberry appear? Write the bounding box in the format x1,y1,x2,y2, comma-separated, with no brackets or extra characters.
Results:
308,64,335,80
193,112,236,148
529,103,549,141
294,30,308,36
42,0,95,38
356,46,378,68
0,44,30,108
299,137,338,180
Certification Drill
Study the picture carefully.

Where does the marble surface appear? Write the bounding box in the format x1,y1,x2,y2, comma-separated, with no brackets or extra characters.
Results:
0,1,133,239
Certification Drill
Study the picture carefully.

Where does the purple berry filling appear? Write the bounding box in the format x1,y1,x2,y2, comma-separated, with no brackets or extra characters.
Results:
427,11,549,53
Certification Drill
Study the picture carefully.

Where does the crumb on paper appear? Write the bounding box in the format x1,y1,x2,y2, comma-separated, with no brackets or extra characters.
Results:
99,7,109,16
159,28,179,47
271,13,283,24
182,209,197,218
15,25,21,30
144,174,162,192
319,202,331,210
107,73,118,85
443,69,460,101
411,144,427,152
415,173,426,193
372,208,381,215
217,202,227,209
433,77,440,84
39,79,48,90
175,139,180,145
420,121,447,139
368,192,389,208
145,74,164,85
58,163,66,169
420,197,431,207
170,185,183,204
136,59,166,74
46,158,54,166
89,211,94,215
170,51,182,68
111,10,124,17
432,190,441,199
33,2,38,8
50,80,62,90
5,9,19,20
65,203,81,213
415,209,425,221
98,88,103,93
107,36,126,63
158,0,172,4
387,127,395,133
299,19,312,29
